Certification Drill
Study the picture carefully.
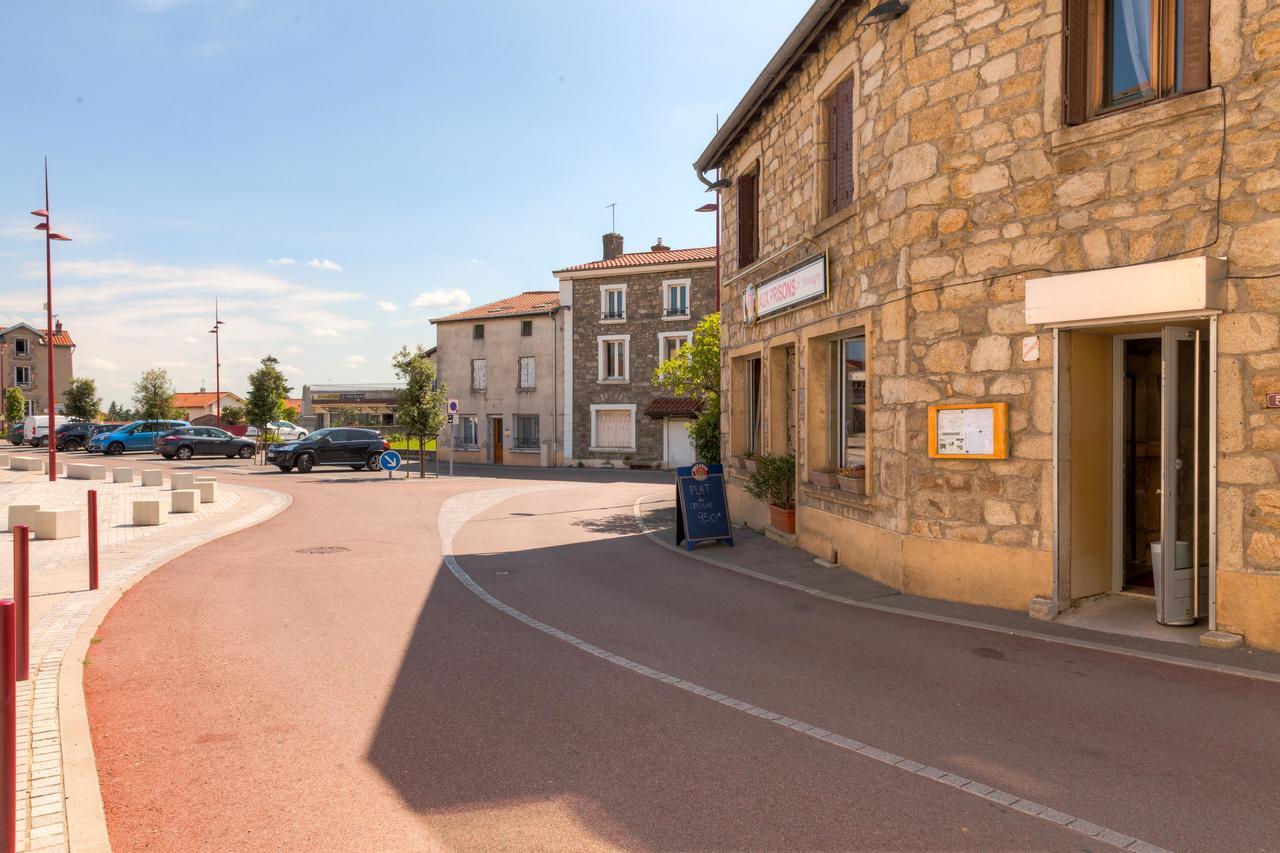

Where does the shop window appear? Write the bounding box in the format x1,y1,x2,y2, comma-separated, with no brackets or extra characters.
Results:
514,414,539,450
824,76,855,218
737,167,758,268
473,324,485,340
1064,0,1209,124
456,415,479,447
663,279,689,318
744,356,762,456
518,356,536,390
598,335,629,382
471,358,487,391
830,336,867,469
521,319,533,337
601,286,626,322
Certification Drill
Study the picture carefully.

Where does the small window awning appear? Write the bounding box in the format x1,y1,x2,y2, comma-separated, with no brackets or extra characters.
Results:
644,398,703,419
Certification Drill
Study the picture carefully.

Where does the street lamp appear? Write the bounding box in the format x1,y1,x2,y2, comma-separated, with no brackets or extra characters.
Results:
30,159,72,482
208,300,225,428
696,194,723,311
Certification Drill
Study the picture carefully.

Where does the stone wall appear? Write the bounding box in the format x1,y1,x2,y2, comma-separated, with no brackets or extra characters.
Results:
569,264,715,463
714,0,1280,636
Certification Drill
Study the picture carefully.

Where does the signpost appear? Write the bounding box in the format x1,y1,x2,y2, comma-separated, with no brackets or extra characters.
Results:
447,399,460,477
674,462,734,550
378,449,402,480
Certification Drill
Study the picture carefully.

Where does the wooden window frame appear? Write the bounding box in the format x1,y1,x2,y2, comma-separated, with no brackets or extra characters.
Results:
736,165,759,270
823,76,855,219
472,324,485,340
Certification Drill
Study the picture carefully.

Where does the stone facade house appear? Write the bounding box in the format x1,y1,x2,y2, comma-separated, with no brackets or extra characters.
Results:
696,0,1280,650
0,321,75,424
556,235,716,468
431,291,565,467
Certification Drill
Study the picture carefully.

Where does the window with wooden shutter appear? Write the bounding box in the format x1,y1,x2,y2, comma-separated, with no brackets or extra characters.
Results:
471,359,486,391
737,169,758,269
594,409,633,449
518,356,535,390
1065,0,1210,126
825,76,855,218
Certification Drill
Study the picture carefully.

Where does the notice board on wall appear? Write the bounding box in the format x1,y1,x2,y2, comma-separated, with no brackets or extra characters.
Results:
927,403,1009,460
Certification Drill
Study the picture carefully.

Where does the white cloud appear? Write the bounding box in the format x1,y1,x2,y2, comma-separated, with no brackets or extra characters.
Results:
155,360,188,369
307,259,343,272
344,354,367,369
280,363,304,376
181,335,198,343
284,344,304,355
376,300,397,313
84,357,118,371
411,289,471,313
268,257,296,266
311,328,342,338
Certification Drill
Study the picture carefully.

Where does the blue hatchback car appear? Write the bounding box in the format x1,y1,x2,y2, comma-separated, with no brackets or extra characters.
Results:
87,419,189,455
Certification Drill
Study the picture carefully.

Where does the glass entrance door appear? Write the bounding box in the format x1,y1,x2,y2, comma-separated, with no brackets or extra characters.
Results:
1157,326,1210,625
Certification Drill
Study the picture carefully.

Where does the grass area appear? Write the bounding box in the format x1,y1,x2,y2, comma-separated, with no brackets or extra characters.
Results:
385,437,437,452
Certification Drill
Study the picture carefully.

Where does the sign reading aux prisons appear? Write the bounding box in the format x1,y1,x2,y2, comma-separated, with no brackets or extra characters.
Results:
742,254,828,324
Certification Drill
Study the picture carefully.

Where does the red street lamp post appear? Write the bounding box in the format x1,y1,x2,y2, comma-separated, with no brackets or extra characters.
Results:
209,301,225,428
31,159,72,483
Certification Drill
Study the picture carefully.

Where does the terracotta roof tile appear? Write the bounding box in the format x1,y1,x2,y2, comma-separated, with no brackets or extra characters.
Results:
173,392,243,408
644,397,704,419
431,291,560,324
554,246,716,274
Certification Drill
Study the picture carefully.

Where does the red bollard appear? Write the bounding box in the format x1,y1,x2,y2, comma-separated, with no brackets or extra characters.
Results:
0,599,14,853
88,489,99,592
12,528,28,683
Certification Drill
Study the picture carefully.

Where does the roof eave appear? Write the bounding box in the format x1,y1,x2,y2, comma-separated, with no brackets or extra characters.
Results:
430,305,560,325
693,0,851,174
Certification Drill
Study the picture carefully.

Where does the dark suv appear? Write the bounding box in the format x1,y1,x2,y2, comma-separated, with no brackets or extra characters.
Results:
55,422,113,452
266,427,389,473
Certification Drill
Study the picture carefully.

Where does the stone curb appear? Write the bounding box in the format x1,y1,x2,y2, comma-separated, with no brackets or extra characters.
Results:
58,483,292,853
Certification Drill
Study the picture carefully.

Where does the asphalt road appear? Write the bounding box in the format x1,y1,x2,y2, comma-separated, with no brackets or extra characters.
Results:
77,461,1280,851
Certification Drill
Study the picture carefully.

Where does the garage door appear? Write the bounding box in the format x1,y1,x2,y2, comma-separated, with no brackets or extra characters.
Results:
595,409,633,449
665,418,696,469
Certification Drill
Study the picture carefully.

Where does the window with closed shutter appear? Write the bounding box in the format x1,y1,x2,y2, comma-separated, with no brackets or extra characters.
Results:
737,169,758,268
825,76,855,217
595,410,632,449
471,359,487,391
518,356,536,389
1064,0,1209,125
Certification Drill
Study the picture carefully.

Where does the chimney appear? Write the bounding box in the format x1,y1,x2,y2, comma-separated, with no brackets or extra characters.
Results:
602,232,624,261
650,238,670,252
54,319,62,334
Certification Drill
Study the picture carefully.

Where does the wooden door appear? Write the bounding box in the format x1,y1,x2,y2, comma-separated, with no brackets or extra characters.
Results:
492,417,503,464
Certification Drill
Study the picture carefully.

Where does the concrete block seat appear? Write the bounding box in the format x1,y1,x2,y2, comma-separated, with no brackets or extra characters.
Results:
170,490,199,514
10,457,44,472
33,508,80,540
171,472,196,491
140,470,164,487
6,504,40,532
196,481,218,504
66,463,107,480
113,467,134,484
132,499,167,526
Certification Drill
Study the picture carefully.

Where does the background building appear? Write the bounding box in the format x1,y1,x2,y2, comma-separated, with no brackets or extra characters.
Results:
696,0,1280,650
0,321,75,422
431,291,564,467
556,235,715,469
301,384,405,429
173,391,245,422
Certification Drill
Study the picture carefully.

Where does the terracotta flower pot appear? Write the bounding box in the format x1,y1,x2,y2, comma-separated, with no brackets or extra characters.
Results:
810,470,839,488
744,458,759,474
769,505,796,534
837,474,866,495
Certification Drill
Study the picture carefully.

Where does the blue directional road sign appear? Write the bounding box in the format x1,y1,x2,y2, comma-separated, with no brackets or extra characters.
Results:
378,450,403,471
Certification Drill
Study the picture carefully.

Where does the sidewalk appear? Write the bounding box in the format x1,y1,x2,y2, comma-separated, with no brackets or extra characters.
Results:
635,495,1280,683
0,465,290,852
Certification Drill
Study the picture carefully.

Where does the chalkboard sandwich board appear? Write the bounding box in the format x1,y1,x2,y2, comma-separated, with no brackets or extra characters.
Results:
675,462,734,550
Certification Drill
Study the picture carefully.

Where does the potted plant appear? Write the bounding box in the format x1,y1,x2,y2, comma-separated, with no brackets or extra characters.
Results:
744,453,760,474
810,468,839,488
837,465,866,495
745,453,797,534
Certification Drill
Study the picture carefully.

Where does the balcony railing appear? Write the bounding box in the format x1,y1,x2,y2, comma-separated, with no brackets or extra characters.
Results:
663,305,689,317
601,310,625,321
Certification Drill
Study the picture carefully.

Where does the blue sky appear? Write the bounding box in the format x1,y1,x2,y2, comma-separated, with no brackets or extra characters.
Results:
0,0,809,407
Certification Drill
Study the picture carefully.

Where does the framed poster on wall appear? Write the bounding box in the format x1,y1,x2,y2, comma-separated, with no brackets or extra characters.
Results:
927,402,1009,460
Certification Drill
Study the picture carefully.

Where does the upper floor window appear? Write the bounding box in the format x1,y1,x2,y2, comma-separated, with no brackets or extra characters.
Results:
737,167,758,268
598,335,629,383
14,366,31,387
659,331,693,364
601,285,626,322
1064,0,1209,125
517,356,536,390
14,338,30,357
471,358,487,391
23,400,36,416
473,324,485,340
521,319,533,337
824,76,855,218
663,279,689,318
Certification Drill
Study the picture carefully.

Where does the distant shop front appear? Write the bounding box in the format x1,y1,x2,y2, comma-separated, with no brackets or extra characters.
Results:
301,384,404,429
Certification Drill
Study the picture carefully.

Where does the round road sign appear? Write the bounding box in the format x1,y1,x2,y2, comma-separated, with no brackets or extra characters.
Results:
379,450,403,471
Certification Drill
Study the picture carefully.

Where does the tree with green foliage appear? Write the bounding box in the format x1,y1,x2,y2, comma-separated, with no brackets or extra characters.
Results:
393,345,447,478
653,311,721,463
105,400,135,422
133,368,178,420
244,355,292,430
334,406,361,426
62,377,101,422
220,405,245,426
281,405,299,423
4,387,24,430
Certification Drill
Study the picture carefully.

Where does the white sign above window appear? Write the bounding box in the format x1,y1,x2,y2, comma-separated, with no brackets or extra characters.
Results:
743,254,828,324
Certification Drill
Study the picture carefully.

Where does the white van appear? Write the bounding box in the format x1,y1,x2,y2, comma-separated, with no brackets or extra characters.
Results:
22,415,49,447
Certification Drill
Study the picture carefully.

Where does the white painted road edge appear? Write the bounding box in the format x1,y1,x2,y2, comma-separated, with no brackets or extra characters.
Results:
439,487,1171,853
633,493,1280,687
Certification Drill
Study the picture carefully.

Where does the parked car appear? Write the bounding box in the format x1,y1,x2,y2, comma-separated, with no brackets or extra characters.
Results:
55,422,115,452
266,427,388,473
22,415,52,446
246,420,308,441
5,424,23,446
87,419,189,455
155,426,255,460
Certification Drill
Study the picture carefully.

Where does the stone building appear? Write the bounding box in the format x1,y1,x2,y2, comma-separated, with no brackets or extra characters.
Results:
555,235,715,468
431,291,565,467
0,321,75,423
695,0,1280,650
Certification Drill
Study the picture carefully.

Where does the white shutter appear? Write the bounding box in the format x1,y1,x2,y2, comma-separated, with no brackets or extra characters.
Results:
519,357,535,389
472,359,487,390
595,410,632,449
